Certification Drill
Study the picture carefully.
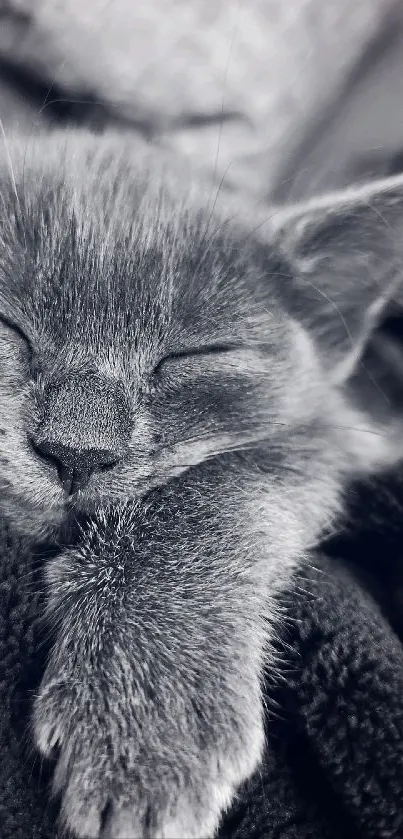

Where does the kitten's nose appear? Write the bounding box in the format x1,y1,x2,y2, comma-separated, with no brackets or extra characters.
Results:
32,373,132,496
33,439,119,495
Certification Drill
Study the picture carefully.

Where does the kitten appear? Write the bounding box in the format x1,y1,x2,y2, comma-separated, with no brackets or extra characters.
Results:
1,130,403,839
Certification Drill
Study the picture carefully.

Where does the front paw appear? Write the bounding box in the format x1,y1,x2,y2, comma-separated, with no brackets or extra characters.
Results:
33,669,264,839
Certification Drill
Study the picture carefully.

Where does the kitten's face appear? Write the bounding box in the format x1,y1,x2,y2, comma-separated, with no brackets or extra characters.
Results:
0,132,399,545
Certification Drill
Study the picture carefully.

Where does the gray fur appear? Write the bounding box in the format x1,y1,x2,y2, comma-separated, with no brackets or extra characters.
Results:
0,130,403,837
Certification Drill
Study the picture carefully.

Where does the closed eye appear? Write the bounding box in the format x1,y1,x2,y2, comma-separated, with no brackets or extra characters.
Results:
153,343,238,374
0,314,33,359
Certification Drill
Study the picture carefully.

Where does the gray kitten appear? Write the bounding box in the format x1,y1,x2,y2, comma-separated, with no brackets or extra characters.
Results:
1,130,403,838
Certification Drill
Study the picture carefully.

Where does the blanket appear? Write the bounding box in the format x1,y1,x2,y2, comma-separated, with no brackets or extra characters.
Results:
1,471,403,838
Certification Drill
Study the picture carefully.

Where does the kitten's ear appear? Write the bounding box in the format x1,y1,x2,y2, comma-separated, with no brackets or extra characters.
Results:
271,176,403,469
273,177,403,382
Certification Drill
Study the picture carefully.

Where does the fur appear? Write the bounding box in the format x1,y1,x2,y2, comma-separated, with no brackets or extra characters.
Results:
0,130,403,837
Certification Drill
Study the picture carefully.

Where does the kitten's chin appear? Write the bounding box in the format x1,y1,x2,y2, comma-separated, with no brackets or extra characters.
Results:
1,478,156,543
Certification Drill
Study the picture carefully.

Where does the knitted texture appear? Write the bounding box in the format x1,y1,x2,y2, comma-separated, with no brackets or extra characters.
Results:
0,493,402,837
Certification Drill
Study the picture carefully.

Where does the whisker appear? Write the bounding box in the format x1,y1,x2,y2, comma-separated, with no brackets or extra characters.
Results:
158,418,393,458
210,4,241,202
0,116,28,252
0,116,19,208
190,11,244,286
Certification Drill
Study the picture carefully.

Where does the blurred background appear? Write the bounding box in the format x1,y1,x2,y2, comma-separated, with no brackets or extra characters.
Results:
0,0,402,204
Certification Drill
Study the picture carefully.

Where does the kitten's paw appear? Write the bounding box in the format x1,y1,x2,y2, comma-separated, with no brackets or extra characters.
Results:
100,779,234,839
33,674,264,839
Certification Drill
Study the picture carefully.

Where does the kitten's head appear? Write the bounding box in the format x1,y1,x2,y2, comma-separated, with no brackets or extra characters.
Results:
1,131,403,542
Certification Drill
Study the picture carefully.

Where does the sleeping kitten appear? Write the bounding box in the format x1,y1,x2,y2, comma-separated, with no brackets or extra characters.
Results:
1,131,403,839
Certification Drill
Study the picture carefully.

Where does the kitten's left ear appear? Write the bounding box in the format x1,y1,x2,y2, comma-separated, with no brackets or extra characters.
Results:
272,176,403,381
269,176,403,469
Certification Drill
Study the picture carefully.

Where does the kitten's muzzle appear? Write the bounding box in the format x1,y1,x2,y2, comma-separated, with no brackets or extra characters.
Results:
31,373,132,496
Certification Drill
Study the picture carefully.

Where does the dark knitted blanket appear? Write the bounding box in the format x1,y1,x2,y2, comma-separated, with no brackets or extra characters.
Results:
1,475,403,839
